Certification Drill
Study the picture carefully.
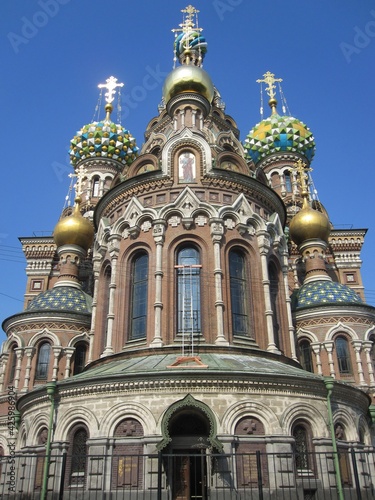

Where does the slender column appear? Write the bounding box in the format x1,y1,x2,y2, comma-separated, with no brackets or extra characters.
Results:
64,348,75,379
281,249,296,360
103,237,120,356
151,221,166,347
210,219,228,346
363,341,375,385
14,348,24,390
258,231,279,353
22,347,35,391
51,347,62,381
0,353,9,392
352,340,366,386
88,261,100,363
311,342,323,375
324,341,335,378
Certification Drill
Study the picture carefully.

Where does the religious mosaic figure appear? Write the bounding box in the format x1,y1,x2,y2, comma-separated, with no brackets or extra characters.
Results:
179,152,196,182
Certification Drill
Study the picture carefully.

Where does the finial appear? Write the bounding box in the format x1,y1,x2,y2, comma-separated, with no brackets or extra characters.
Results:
293,159,312,207
172,5,206,66
69,164,87,199
98,76,124,120
257,71,283,115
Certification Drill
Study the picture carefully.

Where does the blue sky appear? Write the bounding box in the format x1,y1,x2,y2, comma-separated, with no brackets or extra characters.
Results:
1,0,375,342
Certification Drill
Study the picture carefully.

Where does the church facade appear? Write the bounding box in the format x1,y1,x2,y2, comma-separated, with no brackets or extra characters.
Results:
0,6,375,499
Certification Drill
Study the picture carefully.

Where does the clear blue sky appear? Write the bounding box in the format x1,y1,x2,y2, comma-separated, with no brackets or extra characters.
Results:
1,0,375,342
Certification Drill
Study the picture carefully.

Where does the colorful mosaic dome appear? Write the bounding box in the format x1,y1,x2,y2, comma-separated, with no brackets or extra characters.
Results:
174,31,207,60
69,120,139,167
293,280,362,310
244,114,315,164
27,286,92,314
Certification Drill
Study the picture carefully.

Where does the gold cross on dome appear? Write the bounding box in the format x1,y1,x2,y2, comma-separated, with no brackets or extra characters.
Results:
256,71,283,99
293,158,312,193
98,76,124,104
69,165,87,197
172,5,202,41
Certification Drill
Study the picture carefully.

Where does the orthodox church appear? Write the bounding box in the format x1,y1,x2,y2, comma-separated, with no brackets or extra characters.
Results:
0,5,375,499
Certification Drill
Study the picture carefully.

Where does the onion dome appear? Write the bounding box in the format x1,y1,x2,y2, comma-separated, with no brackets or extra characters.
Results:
53,197,94,251
244,113,315,164
26,286,92,314
289,198,331,246
163,65,214,103
293,280,362,310
69,103,139,167
174,30,207,61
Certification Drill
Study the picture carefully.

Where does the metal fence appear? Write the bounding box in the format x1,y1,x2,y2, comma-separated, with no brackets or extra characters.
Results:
0,449,374,499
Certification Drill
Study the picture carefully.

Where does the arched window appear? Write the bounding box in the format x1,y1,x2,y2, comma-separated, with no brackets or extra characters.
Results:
229,250,249,336
36,343,51,380
129,253,149,340
299,339,314,372
73,343,88,375
335,336,352,374
292,421,313,472
284,170,292,192
370,334,375,371
69,428,88,487
100,265,111,353
269,263,281,349
176,246,201,334
7,344,18,385
92,176,100,197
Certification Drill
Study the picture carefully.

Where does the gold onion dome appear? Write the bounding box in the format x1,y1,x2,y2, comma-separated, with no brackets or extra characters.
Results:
163,64,214,104
289,198,331,246
53,197,94,251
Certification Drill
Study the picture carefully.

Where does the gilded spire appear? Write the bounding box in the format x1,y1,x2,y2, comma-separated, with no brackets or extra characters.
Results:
293,158,312,207
256,71,283,115
172,5,207,66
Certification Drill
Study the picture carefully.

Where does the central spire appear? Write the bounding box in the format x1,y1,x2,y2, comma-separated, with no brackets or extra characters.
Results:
172,5,207,66
256,71,283,115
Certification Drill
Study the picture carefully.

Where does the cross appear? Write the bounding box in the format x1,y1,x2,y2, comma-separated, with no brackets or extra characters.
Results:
98,76,124,104
172,5,202,52
293,158,312,194
256,71,283,99
69,165,87,197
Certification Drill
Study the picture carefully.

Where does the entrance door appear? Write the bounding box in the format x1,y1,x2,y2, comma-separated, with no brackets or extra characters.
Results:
173,450,207,500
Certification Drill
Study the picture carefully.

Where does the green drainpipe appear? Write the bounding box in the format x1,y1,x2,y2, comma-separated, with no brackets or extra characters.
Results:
324,377,344,500
41,381,57,500
369,405,375,424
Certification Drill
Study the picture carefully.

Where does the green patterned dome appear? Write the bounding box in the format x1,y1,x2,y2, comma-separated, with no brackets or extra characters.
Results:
27,286,92,314
244,113,315,164
69,120,139,167
293,280,362,310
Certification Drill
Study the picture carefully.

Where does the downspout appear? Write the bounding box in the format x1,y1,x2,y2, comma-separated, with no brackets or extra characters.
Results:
41,381,57,500
324,377,344,500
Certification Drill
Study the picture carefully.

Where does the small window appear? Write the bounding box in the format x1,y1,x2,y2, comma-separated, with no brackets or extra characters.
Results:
299,339,313,372
36,343,51,380
73,343,87,375
346,273,355,283
284,171,292,192
92,177,100,197
31,280,43,291
8,344,18,384
70,428,88,487
293,422,313,472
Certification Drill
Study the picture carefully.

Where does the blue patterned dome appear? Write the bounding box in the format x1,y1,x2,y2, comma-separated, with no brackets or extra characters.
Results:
27,286,92,314
293,280,362,310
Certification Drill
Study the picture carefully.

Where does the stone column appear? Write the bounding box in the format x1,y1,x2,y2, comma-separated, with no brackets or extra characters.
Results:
352,340,366,386
210,219,228,346
102,236,120,356
64,347,75,379
281,248,296,360
363,341,375,385
22,347,35,391
14,348,24,390
311,342,323,375
52,347,62,381
88,260,100,363
323,341,335,378
151,221,166,347
257,231,280,353
0,353,9,392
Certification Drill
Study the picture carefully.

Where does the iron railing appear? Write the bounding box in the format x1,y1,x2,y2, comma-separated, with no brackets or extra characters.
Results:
0,449,374,499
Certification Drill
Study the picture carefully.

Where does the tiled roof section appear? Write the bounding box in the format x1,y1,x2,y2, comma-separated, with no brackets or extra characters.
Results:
294,280,362,309
27,286,92,314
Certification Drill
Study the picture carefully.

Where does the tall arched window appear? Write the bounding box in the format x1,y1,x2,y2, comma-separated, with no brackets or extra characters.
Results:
370,334,375,371
284,170,292,192
69,427,88,487
176,246,201,334
292,421,313,472
35,343,51,380
229,250,249,336
73,343,88,375
7,344,18,385
129,253,149,340
92,176,100,197
269,263,281,349
100,265,111,353
335,336,352,374
299,339,314,372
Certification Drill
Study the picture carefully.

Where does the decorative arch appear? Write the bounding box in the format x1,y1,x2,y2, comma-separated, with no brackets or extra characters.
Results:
280,402,328,438
54,405,99,441
326,322,358,342
222,400,280,435
101,402,156,436
157,394,221,451
2,333,24,351
28,329,61,348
